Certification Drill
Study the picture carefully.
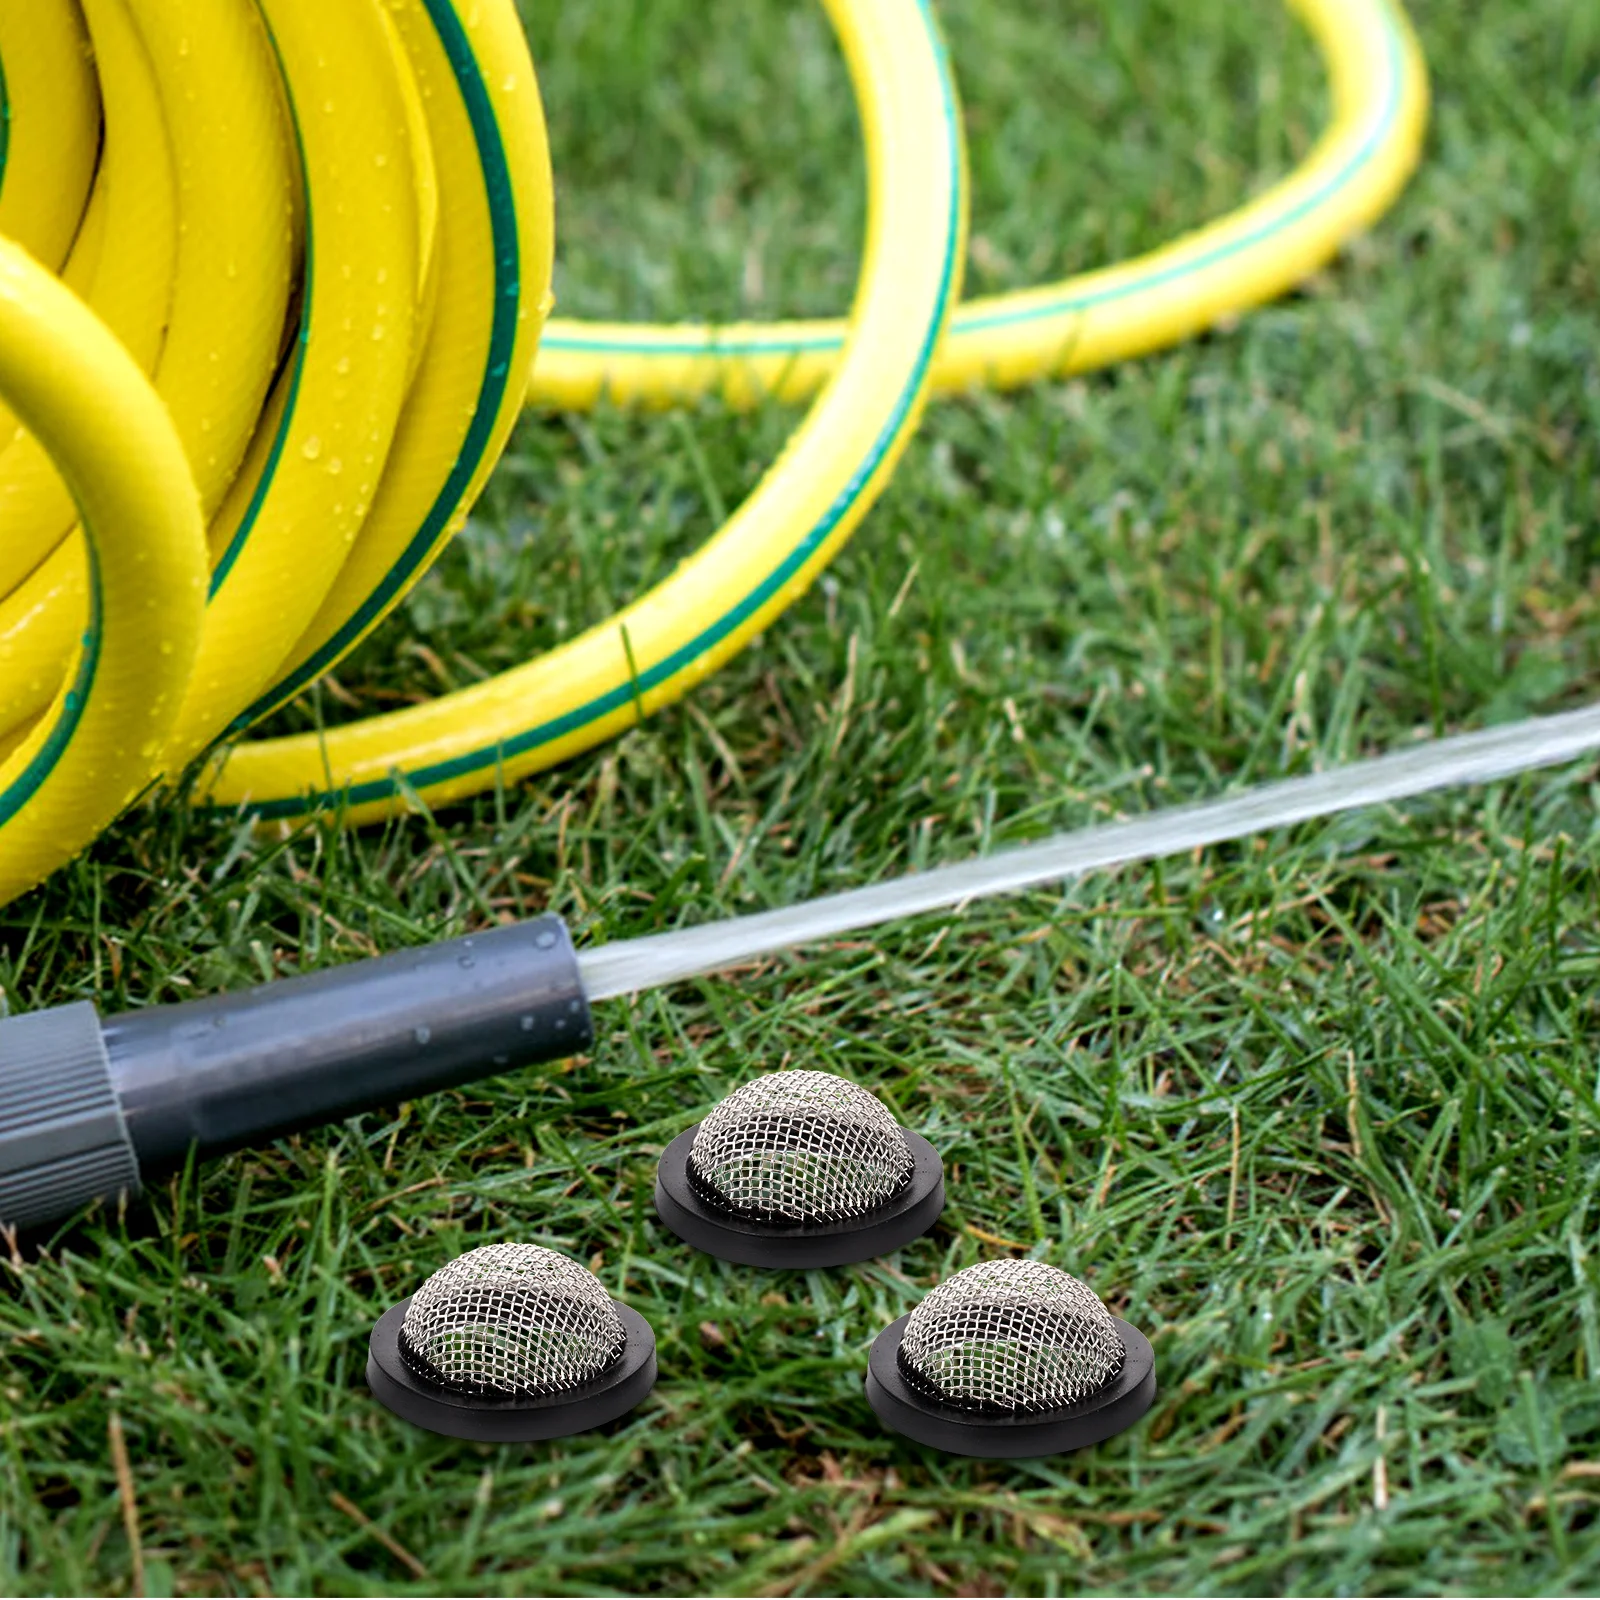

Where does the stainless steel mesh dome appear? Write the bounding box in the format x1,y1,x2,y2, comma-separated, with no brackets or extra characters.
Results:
897,1259,1125,1413
687,1070,914,1224
398,1243,626,1398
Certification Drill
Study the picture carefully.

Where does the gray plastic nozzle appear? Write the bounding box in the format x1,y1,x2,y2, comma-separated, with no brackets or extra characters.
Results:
0,915,591,1232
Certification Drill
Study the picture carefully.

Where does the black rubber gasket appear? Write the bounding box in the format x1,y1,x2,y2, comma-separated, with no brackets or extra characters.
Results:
366,1296,656,1441
865,1313,1155,1459
654,1124,944,1269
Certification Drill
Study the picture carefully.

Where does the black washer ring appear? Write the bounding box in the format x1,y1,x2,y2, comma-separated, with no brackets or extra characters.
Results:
654,1124,945,1269
865,1313,1156,1458
366,1296,656,1441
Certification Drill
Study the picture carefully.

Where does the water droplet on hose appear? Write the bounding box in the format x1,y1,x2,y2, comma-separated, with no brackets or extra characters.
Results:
302,437,322,461
414,1025,431,1046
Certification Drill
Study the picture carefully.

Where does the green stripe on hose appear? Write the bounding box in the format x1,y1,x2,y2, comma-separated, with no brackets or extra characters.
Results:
206,11,314,600
0,544,102,827
0,44,11,200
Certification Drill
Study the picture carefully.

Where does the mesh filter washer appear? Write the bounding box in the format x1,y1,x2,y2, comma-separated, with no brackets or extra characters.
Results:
865,1258,1156,1458
654,1070,944,1268
366,1243,656,1441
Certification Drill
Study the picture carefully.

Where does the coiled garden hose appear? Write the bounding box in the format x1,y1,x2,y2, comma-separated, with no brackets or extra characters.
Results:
0,0,1426,909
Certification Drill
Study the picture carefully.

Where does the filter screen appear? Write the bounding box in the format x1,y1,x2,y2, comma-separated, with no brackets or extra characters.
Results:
687,1070,914,1224
897,1259,1125,1413
399,1243,625,1398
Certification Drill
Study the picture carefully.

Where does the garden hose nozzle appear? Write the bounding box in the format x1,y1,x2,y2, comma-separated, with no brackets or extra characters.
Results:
0,916,590,1230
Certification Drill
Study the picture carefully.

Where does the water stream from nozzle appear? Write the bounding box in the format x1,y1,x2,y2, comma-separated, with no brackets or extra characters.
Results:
576,704,1600,1001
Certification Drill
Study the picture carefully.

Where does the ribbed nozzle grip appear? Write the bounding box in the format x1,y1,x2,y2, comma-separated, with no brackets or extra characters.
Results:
0,1001,136,1229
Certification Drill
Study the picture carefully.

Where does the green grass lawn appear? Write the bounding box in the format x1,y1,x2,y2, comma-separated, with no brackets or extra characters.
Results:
4,0,1600,1592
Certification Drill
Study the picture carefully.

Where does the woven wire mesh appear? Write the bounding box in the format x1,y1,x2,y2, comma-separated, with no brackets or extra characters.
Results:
399,1243,625,1399
897,1259,1125,1413
687,1070,914,1224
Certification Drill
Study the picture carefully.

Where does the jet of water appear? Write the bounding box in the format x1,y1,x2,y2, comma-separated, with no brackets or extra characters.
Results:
577,704,1600,1000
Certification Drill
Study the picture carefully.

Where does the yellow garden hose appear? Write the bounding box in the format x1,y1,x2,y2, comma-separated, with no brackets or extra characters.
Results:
0,0,1426,910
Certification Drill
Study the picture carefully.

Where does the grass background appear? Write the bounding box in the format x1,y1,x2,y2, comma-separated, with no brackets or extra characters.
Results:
4,0,1600,1592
